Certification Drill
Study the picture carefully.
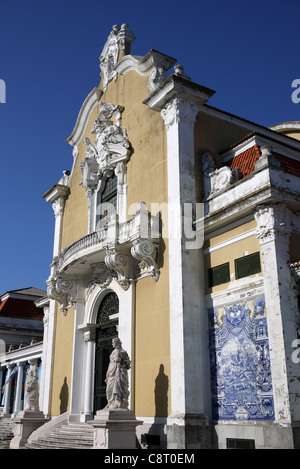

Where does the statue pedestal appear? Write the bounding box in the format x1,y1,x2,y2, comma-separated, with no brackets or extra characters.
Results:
90,408,143,449
10,410,49,449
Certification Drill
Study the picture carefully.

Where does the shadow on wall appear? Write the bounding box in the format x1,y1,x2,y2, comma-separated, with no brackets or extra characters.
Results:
155,364,168,417
141,364,169,449
59,376,69,414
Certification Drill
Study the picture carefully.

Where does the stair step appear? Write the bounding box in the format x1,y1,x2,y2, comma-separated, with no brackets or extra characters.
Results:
0,418,14,444
26,422,95,449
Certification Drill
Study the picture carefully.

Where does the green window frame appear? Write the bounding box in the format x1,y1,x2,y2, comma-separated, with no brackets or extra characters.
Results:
235,252,261,280
208,262,230,288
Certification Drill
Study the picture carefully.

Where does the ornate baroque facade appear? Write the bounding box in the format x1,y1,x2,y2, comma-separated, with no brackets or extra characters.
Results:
32,25,300,449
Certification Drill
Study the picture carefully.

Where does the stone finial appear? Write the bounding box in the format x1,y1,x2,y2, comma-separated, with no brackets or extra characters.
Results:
174,64,191,80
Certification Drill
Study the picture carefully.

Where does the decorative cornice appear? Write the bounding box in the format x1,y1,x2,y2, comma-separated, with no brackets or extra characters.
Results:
42,184,70,205
269,121,300,133
65,87,102,146
115,51,176,92
42,184,70,219
144,74,215,112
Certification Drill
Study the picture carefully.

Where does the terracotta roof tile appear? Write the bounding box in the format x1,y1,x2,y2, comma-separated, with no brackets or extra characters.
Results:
225,145,300,179
0,297,43,320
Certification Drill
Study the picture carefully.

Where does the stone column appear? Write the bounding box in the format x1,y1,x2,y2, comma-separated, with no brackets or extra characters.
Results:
37,298,50,416
83,327,96,420
161,98,210,448
3,365,14,417
255,203,300,427
42,184,69,417
12,362,25,417
68,282,86,422
49,191,69,258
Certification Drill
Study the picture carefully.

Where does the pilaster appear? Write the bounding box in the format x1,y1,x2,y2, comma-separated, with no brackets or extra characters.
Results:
43,184,70,258
82,326,96,420
160,95,210,444
255,203,300,423
68,281,86,423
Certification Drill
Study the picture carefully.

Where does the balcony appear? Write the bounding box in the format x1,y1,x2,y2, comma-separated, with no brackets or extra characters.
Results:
47,203,161,314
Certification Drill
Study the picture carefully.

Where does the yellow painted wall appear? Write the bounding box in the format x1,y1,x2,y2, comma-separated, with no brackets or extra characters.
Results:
99,70,170,417
49,107,101,416
60,106,99,249
204,220,262,294
50,60,170,417
50,304,75,415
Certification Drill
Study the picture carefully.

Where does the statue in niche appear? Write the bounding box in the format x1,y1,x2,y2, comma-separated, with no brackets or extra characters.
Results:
25,359,39,411
105,338,130,409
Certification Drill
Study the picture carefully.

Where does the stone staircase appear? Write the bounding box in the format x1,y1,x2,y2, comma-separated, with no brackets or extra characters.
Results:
0,418,14,449
26,422,95,449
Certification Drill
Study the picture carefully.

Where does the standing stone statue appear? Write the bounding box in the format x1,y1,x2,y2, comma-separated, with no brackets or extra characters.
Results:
25,359,39,411
105,338,130,409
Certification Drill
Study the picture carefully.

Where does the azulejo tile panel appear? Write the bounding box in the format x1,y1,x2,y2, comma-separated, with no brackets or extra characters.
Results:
208,295,275,421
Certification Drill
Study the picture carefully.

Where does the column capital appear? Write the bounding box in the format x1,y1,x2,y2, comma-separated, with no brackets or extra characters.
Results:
254,203,292,244
52,196,67,218
43,183,70,209
16,361,26,367
83,329,96,342
161,97,199,130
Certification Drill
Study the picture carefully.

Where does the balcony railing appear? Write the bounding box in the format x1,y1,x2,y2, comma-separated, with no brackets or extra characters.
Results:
62,228,108,265
58,203,160,272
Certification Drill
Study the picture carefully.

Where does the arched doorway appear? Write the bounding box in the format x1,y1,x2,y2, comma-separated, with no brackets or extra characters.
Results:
93,292,118,412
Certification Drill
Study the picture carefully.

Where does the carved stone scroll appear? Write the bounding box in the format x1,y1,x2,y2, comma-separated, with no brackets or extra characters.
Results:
46,275,76,316
131,239,160,282
105,248,132,291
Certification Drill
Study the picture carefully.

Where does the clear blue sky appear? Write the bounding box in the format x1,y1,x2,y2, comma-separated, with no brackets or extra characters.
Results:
0,0,299,294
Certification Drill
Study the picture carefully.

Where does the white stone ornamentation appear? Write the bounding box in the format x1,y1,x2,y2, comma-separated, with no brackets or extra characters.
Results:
105,248,132,291
99,24,135,92
208,166,242,196
46,275,76,316
80,102,132,229
80,102,131,188
255,203,292,243
86,262,113,295
161,98,199,130
131,239,160,282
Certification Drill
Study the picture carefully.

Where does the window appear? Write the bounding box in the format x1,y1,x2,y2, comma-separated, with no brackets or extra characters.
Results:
208,262,230,288
227,438,255,449
235,252,261,280
96,174,118,230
